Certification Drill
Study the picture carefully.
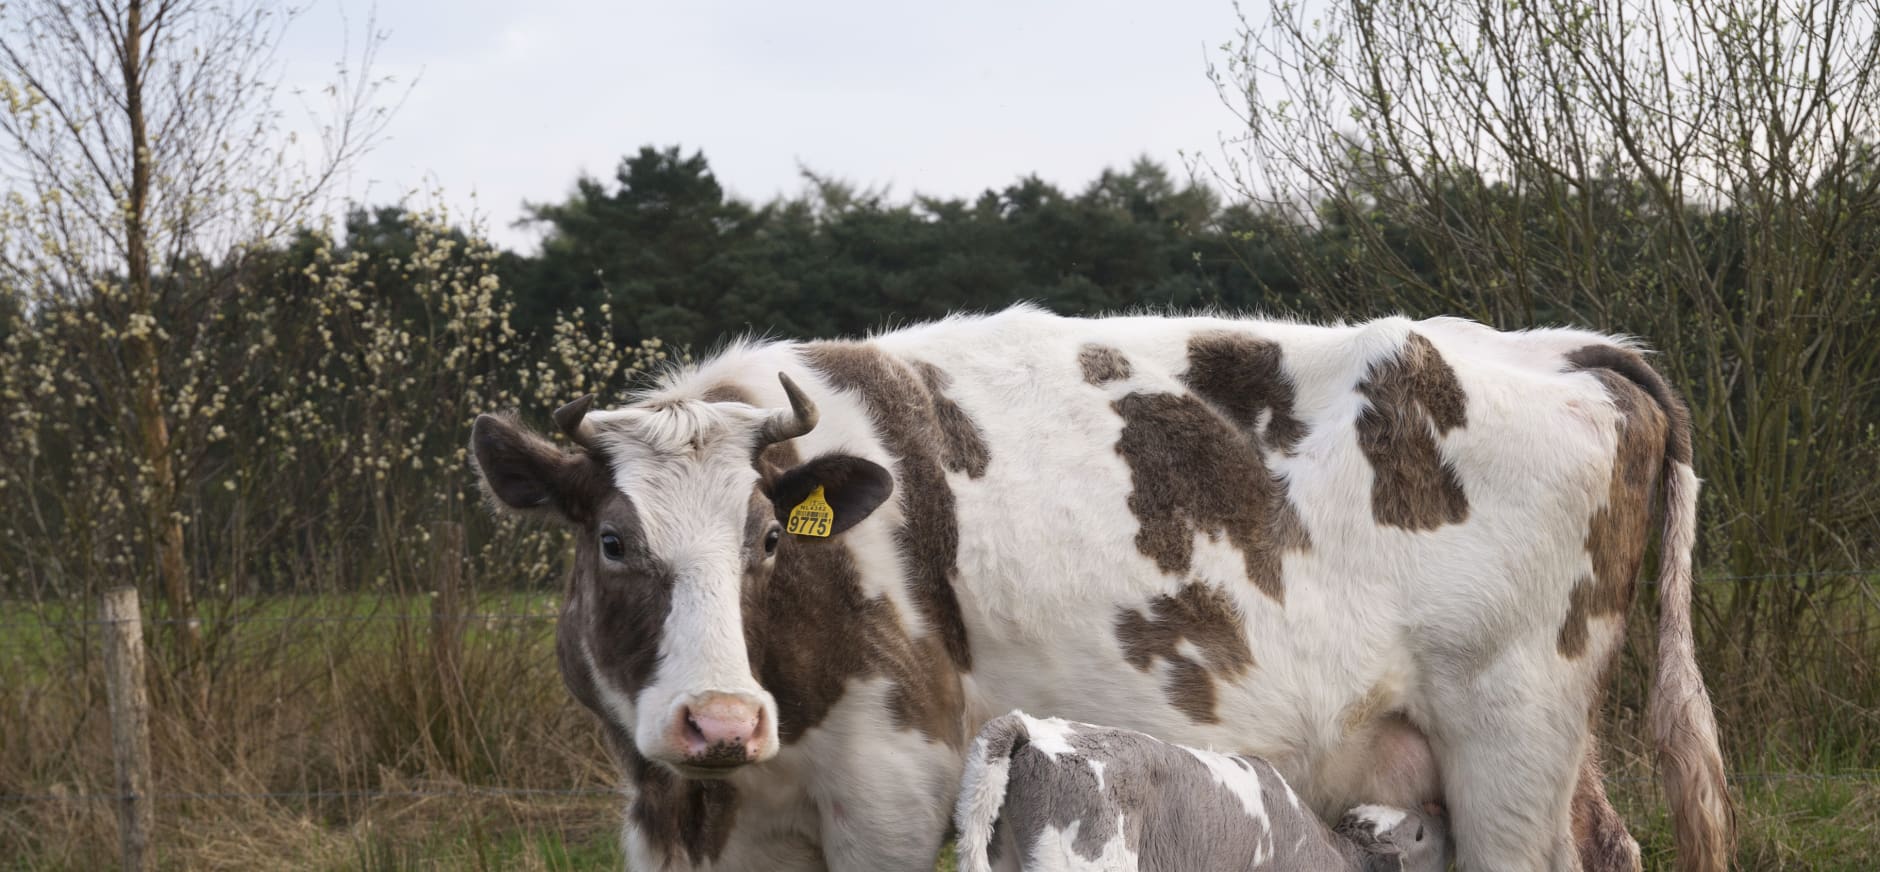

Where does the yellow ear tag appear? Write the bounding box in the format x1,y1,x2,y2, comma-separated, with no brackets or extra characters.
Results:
786,485,836,538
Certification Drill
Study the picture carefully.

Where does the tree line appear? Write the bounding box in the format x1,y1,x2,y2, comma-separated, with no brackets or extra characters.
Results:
428,146,1301,352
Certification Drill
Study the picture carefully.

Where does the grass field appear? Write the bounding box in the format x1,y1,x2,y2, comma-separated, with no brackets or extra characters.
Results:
9,778,1862,870
3,591,1875,869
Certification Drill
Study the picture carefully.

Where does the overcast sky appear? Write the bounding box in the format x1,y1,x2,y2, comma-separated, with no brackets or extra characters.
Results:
278,0,1249,252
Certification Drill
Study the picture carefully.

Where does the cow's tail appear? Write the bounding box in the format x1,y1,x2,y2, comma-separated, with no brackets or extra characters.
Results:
1649,455,1732,871
954,711,1028,872
1575,344,1732,871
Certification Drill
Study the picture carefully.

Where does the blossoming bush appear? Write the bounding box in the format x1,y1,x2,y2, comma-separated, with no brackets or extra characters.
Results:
0,204,688,865
0,203,674,618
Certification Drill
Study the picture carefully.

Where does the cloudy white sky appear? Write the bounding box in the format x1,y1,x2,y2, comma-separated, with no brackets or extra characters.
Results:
278,0,1250,252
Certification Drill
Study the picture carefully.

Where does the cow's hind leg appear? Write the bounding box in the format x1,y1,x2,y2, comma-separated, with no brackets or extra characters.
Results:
1424,647,1592,872
1574,742,1642,872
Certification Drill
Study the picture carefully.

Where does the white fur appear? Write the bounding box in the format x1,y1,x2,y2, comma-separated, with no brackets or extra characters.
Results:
955,733,1016,872
1024,817,1140,872
1348,804,1409,833
1184,746,1272,827
1649,461,1731,871
798,677,962,872
1021,717,1080,761
1184,746,1276,866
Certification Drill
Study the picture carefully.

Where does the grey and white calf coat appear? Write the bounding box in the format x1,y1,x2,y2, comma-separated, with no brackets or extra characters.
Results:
955,712,1450,872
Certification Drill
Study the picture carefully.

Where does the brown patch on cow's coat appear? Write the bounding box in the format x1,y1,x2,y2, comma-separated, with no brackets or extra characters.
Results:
1079,343,1133,385
751,437,963,749
748,534,965,748
700,382,755,405
1558,370,1668,658
753,436,803,489
1182,331,1308,453
1566,344,1691,464
912,360,991,477
1273,498,1312,553
1572,743,1644,871
882,633,968,749
744,537,870,742
624,744,742,865
1556,575,1600,659
1116,582,1255,722
565,492,676,700
1356,332,1470,530
799,342,984,670
1111,391,1306,601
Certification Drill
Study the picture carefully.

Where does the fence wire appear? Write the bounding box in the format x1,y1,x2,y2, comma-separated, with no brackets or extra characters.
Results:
1,786,621,803
2,569,1872,633
2,569,1873,812
0,611,559,632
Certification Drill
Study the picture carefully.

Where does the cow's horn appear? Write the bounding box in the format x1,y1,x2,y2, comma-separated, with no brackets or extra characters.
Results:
553,394,596,445
760,373,818,444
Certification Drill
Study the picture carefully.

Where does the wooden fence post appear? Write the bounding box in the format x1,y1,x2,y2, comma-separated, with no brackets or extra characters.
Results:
101,586,152,872
430,520,465,688
429,521,468,767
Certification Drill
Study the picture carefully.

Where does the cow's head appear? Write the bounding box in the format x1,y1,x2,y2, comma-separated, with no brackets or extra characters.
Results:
470,374,892,777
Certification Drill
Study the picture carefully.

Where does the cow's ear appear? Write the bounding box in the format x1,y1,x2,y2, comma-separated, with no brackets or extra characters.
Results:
471,413,596,523
771,453,894,537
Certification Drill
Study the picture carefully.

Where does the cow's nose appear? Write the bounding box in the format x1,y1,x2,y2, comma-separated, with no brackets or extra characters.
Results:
677,692,768,765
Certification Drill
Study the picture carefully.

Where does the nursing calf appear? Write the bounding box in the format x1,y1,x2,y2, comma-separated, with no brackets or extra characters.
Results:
955,712,1449,872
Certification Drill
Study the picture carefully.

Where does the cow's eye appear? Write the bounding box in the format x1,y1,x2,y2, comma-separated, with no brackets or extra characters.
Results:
600,531,626,562
763,525,782,556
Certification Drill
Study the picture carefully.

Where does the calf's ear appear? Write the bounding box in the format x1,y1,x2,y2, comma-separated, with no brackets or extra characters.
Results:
771,453,894,537
471,413,596,523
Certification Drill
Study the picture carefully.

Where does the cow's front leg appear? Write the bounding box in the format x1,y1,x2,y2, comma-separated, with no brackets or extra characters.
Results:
1424,645,1594,872
802,688,965,871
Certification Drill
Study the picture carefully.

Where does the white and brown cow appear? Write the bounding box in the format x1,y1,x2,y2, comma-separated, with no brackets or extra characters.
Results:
470,306,1729,871
954,711,1451,871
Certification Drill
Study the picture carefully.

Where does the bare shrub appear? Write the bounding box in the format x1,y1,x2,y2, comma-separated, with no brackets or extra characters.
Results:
0,0,402,689
1205,0,1880,767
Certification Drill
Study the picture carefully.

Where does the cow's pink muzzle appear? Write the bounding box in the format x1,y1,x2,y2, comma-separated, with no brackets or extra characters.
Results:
665,691,771,771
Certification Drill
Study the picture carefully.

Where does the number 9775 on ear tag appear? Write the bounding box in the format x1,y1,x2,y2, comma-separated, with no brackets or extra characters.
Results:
787,486,835,537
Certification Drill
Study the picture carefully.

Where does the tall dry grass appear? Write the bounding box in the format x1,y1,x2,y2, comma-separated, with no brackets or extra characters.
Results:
1598,573,1880,774
0,595,617,870
5,582,1876,869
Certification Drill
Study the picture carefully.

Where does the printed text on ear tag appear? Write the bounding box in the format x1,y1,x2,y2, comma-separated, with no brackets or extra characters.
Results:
787,485,835,537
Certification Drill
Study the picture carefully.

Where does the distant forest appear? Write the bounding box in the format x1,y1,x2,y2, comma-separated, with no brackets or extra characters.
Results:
341,146,1310,356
